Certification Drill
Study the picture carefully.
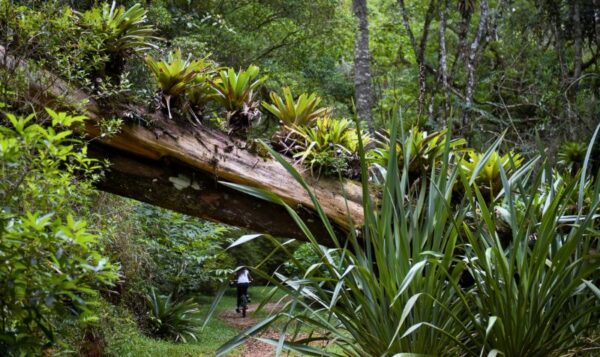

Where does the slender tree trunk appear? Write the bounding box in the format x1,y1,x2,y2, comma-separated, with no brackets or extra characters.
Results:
572,0,583,88
449,2,473,82
438,0,450,120
549,0,568,82
595,0,600,49
462,0,489,130
418,0,437,118
352,0,375,135
398,0,436,116
567,0,583,135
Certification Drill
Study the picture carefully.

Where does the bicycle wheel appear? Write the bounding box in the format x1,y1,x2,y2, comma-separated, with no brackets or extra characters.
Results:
241,294,248,317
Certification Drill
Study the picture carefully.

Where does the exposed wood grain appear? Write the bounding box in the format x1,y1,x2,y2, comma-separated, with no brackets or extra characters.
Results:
1,45,365,239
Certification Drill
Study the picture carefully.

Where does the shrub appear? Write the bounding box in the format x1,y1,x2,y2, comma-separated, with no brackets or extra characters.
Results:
0,110,118,355
146,288,203,343
132,203,235,297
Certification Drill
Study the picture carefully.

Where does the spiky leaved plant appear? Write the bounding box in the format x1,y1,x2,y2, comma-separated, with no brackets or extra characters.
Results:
145,49,213,119
211,116,600,357
146,288,203,343
262,87,331,127
289,116,369,178
262,87,331,155
77,2,159,77
210,66,267,136
186,73,215,120
457,149,523,202
369,127,466,180
557,141,587,174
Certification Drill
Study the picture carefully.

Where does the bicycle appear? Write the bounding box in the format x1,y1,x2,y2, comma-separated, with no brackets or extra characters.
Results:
240,292,248,317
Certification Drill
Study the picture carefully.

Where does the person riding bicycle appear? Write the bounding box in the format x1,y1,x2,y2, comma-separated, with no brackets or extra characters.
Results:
234,266,252,313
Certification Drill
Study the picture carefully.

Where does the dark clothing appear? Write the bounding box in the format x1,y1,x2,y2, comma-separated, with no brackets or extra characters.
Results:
236,283,249,308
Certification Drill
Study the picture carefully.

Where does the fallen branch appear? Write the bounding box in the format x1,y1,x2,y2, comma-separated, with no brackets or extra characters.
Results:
1,45,365,241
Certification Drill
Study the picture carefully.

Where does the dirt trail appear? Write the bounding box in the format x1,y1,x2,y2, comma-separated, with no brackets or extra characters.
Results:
218,302,281,357
218,301,331,356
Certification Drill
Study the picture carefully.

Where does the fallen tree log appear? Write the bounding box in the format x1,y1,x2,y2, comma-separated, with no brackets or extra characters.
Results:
1,46,365,241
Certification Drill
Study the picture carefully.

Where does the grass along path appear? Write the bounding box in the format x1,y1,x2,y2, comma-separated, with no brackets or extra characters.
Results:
101,286,313,356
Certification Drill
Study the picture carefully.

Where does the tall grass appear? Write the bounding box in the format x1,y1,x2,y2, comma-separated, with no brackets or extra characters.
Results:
215,117,600,357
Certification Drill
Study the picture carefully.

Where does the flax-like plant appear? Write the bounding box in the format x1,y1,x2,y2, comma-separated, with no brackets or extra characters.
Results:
211,116,600,356
214,116,474,356
262,87,331,127
455,129,600,356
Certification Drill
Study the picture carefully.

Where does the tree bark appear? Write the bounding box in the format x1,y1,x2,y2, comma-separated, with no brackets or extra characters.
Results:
595,0,600,49
0,45,366,243
398,0,436,116
89,144,340,243
548,0,568,81
462,0,489,130
449,1,473,82
352,0,375,135
438,0,450,120
572,0,583,90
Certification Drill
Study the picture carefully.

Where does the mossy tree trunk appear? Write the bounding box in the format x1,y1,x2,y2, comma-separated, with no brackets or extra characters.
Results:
1,45,365,242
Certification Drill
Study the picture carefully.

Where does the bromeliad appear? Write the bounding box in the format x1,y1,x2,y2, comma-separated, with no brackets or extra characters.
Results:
146,49,214,120
210,66,267,136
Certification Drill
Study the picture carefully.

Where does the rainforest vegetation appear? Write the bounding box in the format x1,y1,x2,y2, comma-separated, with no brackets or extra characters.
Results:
1,0,599,356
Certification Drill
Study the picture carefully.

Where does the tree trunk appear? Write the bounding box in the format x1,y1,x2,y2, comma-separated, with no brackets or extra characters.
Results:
353,0,375,135
595,0,600,49
0,45,366,243
89,144,340,243
462,0,489,130
398,0,437,117
449,1,473,82
572,0,583,89
438,0,450,120
548,0,568,81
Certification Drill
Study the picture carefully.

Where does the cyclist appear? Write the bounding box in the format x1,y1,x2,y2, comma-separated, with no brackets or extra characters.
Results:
234,266,252,313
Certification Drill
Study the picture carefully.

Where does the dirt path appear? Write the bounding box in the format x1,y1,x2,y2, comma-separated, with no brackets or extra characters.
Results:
219,302,331,356
218,302,282,356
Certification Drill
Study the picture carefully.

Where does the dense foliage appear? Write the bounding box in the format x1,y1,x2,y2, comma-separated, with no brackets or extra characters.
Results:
1,0,599,355
218,118,600,357
0,110,119,354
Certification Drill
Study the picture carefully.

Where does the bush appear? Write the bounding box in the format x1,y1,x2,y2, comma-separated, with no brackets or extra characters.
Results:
0,110,119,355
146,288,203,343
132,204,235,297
